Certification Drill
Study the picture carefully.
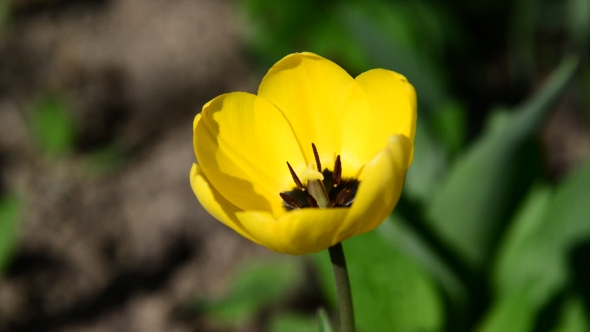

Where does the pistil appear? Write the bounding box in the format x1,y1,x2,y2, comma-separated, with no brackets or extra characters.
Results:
307,179,330,208
301,163,330,208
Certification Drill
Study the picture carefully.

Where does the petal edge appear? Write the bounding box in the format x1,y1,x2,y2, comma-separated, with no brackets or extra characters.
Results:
190,163,258,243
237,208,349,255
335,135,412,243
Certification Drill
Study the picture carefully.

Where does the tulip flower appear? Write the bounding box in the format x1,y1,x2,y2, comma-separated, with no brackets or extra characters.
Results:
190,52,415,254
190,52,416,331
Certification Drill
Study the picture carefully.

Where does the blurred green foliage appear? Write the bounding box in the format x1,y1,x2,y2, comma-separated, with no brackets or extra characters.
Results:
268,313,318,332
0,194,21,274
265,310,334,332
487,158,590,332
551,297,590,332
430,100,467,157
317,308,335,332
30,96,76,157
196,259,304,327
83,144,127,178
0,0,9,30
380,213,467,306
427,56,578,267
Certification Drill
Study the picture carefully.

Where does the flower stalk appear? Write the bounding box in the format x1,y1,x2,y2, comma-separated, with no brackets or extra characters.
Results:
329,242,355,332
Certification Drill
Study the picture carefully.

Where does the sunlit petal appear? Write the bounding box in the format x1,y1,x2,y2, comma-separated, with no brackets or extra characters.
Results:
194,92,306,216
237,208,350,255
342,69,417,168
258,52,370,173
189,164,257,243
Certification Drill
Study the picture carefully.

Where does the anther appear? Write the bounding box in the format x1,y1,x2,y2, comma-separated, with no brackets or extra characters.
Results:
335,187,352,206
286,162,304,189
311,143,322,172
280,193,301,209
333,155,342,186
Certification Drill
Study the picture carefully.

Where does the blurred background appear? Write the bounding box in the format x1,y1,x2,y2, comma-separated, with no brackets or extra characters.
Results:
0,0,589,331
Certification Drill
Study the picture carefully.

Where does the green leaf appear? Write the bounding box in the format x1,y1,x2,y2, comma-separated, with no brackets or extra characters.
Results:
479,294,590,332
30,96,76,156
317,308,334,332
483,157,590,331
0,194,22,273
199,258,304,326
496,158,590,305
269,313,316,332
494,185,553,298
380,214,467,305
314,230,443,332
551,297,590,332
476,286,539,332
426,55,578,267
477,186,552,332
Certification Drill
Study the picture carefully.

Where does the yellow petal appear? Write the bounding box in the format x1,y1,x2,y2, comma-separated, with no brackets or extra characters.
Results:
258,52,369,170
335,135,413,242
236,208,350,255
194,92,306,216
189,163,258,243
342,69,417,169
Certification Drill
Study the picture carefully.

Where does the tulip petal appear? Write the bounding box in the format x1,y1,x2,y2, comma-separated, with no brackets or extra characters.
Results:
236,208,350,255
342,69,417,169
258,52,370,171
335,135,413,242
189,163,257,243
194,92,306,216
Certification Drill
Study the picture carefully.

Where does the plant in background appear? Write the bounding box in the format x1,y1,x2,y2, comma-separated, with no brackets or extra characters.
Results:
190,52,416,331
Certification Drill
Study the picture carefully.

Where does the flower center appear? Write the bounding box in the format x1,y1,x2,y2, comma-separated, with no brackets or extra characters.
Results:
280,143,359,210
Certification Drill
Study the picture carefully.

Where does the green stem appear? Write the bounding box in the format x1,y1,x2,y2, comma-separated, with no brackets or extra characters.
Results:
329,242,355,332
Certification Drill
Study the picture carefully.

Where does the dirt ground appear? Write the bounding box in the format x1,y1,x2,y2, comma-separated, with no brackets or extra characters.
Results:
0,0,282,331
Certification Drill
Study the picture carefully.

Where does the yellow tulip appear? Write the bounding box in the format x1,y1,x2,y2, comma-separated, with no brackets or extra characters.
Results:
190,52,416,255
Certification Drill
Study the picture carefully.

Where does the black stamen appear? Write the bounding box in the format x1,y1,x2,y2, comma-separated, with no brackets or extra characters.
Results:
286,162,304,189
333,155,342,186
307,195,319,208
311,143,322,172
335,187,352,206
280,193,301,209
